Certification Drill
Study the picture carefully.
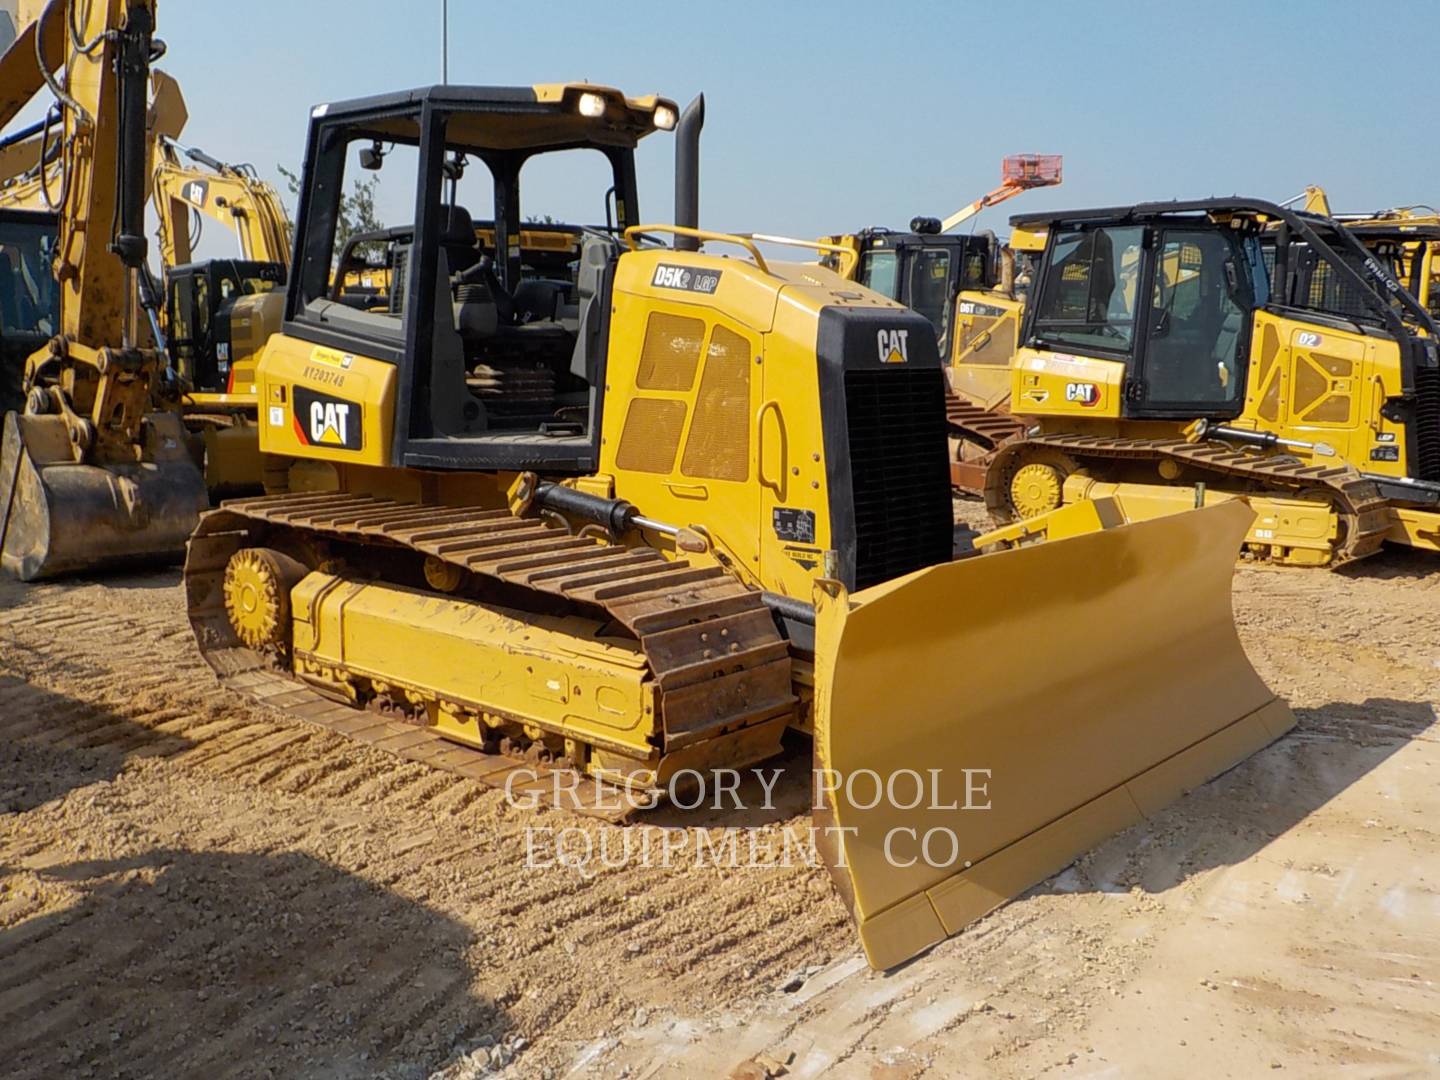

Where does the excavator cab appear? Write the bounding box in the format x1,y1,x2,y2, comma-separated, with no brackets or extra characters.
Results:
0,206,58,413
165,257,285,393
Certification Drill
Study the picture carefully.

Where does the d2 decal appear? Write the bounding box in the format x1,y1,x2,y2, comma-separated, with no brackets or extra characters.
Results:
293,386,363,450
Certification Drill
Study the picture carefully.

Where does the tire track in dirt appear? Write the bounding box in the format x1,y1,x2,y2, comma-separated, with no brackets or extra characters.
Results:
0,571,847,1078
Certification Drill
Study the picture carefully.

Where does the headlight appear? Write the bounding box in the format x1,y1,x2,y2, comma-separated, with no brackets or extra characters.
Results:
577,92,606,118
653,104,677,131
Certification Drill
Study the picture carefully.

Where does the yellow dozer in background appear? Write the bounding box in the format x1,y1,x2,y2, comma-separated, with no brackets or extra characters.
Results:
183,84,1293,969
981,199,1440,565
1295,184,1440,326
823,156,1060,492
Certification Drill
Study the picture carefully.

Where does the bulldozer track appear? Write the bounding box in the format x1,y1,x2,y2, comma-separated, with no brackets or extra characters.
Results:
943,389,1029,495
183,491,797,817
944,391,1029,451
986,433,1392,564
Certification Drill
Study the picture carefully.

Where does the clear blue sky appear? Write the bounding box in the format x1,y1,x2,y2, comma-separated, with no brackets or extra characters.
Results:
77,1,1440,253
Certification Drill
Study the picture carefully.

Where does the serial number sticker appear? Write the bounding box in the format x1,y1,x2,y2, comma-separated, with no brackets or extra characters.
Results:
1023,353,1091,376
268,405,285,427
958,300,1007,317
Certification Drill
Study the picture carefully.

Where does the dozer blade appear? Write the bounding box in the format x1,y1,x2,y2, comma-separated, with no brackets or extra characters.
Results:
0,410,209,581
811,500,1294,970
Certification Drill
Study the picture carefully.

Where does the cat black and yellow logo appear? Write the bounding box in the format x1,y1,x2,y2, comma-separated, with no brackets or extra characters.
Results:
876,327,909,364
293,386,362,450
180,179,208,208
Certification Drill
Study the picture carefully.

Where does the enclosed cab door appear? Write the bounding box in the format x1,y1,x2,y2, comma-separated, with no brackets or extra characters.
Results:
1132,228,1252,415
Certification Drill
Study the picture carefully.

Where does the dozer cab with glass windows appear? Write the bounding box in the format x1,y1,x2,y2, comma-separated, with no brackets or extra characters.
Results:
183,85,1293,970
826,156,1062,495
835,223,1048,491
983,198,1440,564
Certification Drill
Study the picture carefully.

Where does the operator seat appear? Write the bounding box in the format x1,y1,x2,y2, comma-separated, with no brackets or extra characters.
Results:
440,204,480,275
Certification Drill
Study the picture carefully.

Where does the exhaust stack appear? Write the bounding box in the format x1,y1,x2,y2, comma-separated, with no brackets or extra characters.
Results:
673,94,703,251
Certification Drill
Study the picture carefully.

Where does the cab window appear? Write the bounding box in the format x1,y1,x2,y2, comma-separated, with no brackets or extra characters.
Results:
859,250,898,299
907,247,952,337
1143,230,1248,406
1032,226,1144,351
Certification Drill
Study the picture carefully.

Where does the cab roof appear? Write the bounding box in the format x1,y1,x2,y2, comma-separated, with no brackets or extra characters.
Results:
309,83,677,152
1010,197,1306,229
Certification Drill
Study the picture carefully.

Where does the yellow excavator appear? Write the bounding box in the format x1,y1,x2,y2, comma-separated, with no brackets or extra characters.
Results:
151,134,290,494
0,0,207,578
824,156,1061,491
182,84,1294,969
980,198,1440,564
0,37,185,416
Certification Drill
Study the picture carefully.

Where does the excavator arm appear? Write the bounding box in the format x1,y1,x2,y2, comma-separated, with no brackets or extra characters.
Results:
153,135,291,267
0,0,207,580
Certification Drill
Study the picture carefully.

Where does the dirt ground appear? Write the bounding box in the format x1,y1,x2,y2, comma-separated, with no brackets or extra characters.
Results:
2,507,1439,1079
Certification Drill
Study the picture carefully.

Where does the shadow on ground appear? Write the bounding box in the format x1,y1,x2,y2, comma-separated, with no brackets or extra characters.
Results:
0,845,502,1080
1335,544,1440,582
0,676,196,812
1045,696,1435,899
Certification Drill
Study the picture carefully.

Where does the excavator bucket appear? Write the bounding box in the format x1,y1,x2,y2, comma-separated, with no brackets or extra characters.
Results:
0,410,208,580
812,500,1294,970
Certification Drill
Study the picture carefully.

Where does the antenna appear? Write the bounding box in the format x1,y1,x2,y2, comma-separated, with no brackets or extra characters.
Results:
441,0,449,84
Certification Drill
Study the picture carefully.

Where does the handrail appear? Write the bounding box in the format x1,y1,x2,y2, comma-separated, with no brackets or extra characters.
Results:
623,223,769,275
735,232,859,279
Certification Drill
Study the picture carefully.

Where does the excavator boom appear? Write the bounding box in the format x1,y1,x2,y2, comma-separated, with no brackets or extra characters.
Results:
0,0,208,579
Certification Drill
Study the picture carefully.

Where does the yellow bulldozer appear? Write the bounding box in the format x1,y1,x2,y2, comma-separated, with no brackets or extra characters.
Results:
182,83,1294,969
823,156,1060,491
980,198,1440,565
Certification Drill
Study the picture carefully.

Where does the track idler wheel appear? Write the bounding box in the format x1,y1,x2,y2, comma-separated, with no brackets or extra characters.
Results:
1010,462,1065,518
223,547,308,653
986,443,1078,523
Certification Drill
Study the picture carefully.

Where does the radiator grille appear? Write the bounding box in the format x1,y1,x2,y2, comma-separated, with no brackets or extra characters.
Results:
843,368,953,590
1412,366,1440,482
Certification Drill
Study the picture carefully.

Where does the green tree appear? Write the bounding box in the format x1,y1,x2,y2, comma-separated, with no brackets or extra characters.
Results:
277,165,385,253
